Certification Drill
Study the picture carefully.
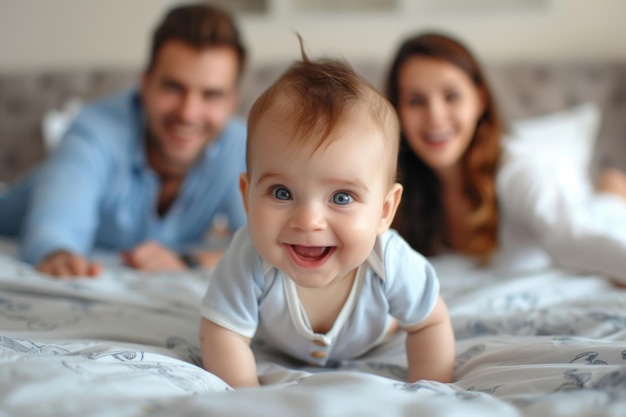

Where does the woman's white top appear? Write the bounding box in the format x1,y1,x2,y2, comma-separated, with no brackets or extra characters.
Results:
493,132,626,282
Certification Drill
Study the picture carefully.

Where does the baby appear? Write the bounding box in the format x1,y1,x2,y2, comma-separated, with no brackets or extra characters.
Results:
199,40,455,388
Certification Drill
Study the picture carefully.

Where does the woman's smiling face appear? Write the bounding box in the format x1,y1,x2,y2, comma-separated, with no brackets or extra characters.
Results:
396,56,485,175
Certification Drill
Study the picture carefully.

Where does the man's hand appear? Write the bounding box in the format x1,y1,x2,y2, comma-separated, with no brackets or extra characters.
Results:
36,250,102,278
193,250,224,269
121,241,186,272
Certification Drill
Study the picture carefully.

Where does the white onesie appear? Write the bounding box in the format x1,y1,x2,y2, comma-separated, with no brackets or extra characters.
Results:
201,226,439,366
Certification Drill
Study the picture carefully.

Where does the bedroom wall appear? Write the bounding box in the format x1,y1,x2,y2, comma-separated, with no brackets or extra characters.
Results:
0,0,624,74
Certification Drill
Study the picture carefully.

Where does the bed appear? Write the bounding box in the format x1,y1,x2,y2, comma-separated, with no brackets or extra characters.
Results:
2,61,626,416
1,235,626,416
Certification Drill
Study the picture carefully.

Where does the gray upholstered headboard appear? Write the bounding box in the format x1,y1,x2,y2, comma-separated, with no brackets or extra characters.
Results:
0,70,138,182
1,61,625,183
485,62,626,173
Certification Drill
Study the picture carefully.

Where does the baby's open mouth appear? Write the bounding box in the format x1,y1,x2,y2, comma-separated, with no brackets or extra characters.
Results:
287,244,336,266
292,245,331,259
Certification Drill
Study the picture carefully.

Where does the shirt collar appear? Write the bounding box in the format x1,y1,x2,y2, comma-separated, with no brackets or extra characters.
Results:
130,89,149,172
365,235,386,282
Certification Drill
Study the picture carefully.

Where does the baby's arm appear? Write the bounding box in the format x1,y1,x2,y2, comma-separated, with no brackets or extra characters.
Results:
200,318,259,388
404,296,455,383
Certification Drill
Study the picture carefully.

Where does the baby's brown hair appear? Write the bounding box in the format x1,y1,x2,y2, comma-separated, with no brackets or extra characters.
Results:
246,36,400,185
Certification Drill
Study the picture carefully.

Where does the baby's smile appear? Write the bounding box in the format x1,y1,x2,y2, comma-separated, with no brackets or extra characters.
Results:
285,244,336,267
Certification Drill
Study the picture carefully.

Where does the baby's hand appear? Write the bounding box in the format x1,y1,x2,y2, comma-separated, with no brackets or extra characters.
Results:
596,167,626,200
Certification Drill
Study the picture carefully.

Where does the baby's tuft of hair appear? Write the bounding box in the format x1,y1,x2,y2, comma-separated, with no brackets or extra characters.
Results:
247,34,400,183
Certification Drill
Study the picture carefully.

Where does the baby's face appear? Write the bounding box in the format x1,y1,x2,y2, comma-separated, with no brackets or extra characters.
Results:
240,113,400,288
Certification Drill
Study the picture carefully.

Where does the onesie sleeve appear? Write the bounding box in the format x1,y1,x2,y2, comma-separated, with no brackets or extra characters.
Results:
380,230,440,328
201,226,264,338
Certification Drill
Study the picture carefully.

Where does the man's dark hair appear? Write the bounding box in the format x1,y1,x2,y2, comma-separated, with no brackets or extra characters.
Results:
146,4,246,77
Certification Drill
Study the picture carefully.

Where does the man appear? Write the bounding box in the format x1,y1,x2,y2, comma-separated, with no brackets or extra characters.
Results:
0,4,247,277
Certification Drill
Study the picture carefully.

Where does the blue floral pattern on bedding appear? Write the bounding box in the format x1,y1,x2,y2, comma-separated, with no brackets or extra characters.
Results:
1,249,626,416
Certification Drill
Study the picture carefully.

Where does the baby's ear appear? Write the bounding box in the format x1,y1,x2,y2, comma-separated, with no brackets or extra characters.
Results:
239,173,250,214
378,183,403,234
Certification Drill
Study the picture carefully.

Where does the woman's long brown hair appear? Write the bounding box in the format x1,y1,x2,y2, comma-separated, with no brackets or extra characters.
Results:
385,32,502,261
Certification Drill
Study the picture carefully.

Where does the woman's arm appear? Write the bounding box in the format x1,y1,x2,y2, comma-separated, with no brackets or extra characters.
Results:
498,156,626,283
200,318,259,388
404,296,455,383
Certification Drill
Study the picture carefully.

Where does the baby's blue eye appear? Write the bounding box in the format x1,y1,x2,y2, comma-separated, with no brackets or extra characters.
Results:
272,187,292,201
332,192,353,205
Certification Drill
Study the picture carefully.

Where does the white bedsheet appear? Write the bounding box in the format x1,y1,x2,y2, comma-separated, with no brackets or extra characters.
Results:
1,242,626,417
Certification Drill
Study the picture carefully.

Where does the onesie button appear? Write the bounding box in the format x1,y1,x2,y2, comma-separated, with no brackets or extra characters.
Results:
313,339,329,347
310,351,327,359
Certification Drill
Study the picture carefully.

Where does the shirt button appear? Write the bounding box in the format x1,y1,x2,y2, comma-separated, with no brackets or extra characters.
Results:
310,351,327,359
313,339,329,347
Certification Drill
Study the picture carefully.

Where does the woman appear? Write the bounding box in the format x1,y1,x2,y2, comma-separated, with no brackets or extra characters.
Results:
386,32,626,280
386,32,501,263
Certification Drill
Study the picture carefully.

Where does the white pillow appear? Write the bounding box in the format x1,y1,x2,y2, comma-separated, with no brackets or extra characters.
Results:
501,102,601,199
41,97,83,152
